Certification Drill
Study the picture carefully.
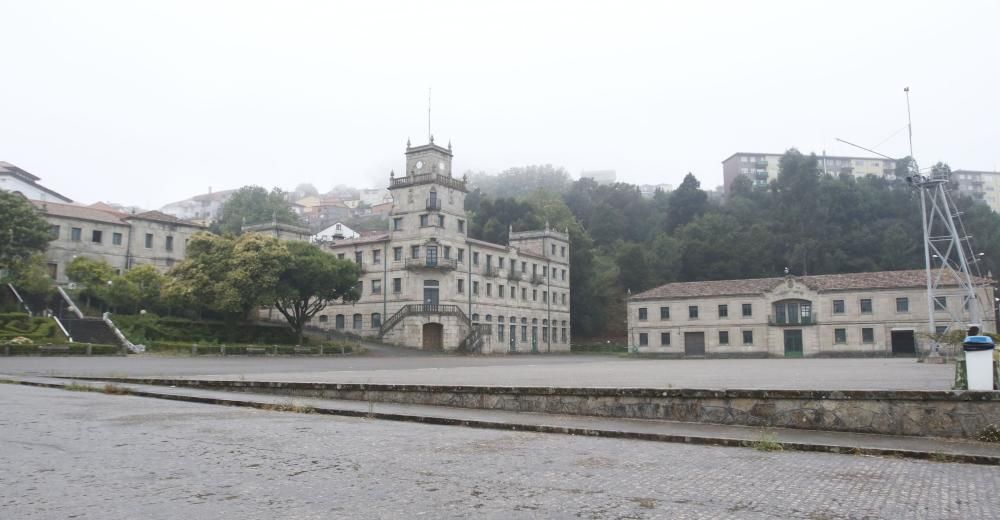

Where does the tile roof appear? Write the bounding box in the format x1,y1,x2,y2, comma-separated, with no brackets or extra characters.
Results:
631,269,990,301
126,210,204,227
32,200,127,225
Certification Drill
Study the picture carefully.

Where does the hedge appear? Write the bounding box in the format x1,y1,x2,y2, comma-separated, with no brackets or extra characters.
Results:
2,343,122,356
142,341,356,356
112,314,299,345
0,313,66,343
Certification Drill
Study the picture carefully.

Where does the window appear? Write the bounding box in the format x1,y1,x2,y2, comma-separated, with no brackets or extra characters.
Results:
561,246,566,257
532,264,537,275
49,225,60,239
92,230,103,243
47,263,57,279
660,307,670,320
773,300,812,324
71,227,82,241
689,306,698,319
144,233,153,248
532,289,537,301
419,214,429,227
834,328,846,344
742,330,753,345
498,285,504,298
353,313,363,329
719,331,729,345
319,315,328,323
371,313,381,328
742,303,752,317
473,252,479,265
393,278,402,293
522,288,527,300
561,327,567,343
337,253,344,259
457,279,464,293
457,248,464,262
355,251,363,264
896,297,909,313
498,322,505,342
498,257,504,269
472,281,479,295
660,332,671,346
438,214,445,227
542,266,548,277
638,333,648,346
860,299,873,314
393,217,403,231
335,315,345,329
166,236,174,252
521,261,527,273
934,296,947,311
393,247,402,261
862,327,874,343
718,304,728,318
112,232,122,245
551,244,556,255
372,249,380,264
485,254,492,267
443,246,451,259
833,299,845,314
542,291,547,303
457,219,465,233
372,279,381,294
510,285,515,299
638,308,648,321
486,283,492,297
411,245,420,259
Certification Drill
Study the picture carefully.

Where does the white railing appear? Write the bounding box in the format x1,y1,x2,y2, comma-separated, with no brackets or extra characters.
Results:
103,312,145,353
6,283,31,315
51,314,73,343
56,286,84,318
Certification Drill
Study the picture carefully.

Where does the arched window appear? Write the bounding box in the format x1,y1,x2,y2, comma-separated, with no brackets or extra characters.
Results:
371,313,381,328
521,317,527,324
318,315,328,323
472,313,480,322
485,314,492,322
353,313,363,329
335,314,345,329
542,319,548,325
498,316,505,323
532,318,538,325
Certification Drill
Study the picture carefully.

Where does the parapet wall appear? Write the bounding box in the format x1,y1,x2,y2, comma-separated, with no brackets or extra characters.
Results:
113,379,1000,439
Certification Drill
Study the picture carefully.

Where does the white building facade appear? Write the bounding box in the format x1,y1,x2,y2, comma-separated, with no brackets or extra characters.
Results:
628,270,995,358
306,140,572,353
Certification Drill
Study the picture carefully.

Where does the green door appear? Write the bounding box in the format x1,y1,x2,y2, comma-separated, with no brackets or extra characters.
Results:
783,330,803,357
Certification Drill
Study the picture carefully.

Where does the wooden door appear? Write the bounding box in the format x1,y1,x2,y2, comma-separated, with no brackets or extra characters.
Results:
684,332,705,357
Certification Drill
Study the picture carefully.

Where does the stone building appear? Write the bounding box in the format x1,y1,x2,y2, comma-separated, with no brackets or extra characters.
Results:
33,200,204,283
0,161,72,202
309,139,572,353
627,270,995,358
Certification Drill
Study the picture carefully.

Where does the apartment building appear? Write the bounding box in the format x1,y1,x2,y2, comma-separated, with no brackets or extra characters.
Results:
627,270,994,358
306,139,572,353
952,170,1000,213
722,152,897,193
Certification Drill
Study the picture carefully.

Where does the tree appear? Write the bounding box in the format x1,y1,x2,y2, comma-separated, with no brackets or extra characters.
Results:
665,173,708,231
168,232,291,319
0,191,51,269
293,183,319,199
273,241,360,343
66,257,116,308
1,254,54,307
216,186,300,235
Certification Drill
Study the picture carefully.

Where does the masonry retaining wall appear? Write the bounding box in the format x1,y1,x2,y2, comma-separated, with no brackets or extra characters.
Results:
111,379,1000,439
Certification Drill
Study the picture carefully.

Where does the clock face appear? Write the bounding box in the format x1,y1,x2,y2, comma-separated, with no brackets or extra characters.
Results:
415,160,423,170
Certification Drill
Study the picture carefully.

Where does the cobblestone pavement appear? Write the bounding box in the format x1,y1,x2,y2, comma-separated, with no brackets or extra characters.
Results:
2,384,997,519
0,356,954,390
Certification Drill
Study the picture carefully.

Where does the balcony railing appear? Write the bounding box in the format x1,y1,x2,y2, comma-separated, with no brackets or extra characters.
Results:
768,315,817,326
405,258,458,271
390,172,467,192
754,160,768,169
507,271,523,282
530,273,546,285
484,265,500,278
426,198,442,211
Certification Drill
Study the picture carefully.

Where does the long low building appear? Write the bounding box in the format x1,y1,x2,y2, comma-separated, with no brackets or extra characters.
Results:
627,270,995,358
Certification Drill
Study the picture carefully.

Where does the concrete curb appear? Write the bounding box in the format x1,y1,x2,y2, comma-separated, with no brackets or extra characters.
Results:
5,377,998,466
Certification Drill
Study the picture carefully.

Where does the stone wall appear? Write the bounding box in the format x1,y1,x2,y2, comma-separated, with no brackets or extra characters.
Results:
128,379,1000,439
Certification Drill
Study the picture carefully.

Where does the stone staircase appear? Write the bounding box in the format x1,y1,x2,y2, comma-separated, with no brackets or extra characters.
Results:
61,318,123,347
379,304,485,353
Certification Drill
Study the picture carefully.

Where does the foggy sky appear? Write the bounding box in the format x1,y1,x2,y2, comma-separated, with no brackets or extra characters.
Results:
1,0,998,209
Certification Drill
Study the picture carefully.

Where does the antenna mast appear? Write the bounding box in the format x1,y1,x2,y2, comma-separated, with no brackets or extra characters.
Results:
428,87,432,142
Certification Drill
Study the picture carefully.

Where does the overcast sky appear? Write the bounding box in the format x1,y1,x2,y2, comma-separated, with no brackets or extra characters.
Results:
2,1,998,208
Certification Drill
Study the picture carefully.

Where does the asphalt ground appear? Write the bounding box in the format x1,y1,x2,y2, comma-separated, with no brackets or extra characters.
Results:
0,355,955,390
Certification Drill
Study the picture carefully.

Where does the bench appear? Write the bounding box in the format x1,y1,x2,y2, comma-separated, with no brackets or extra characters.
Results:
246,347,267,356
293,346,314,355
38,345,71,355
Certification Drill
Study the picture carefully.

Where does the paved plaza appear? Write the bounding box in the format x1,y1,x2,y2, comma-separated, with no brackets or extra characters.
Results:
2,384,997,519
1,355,955,390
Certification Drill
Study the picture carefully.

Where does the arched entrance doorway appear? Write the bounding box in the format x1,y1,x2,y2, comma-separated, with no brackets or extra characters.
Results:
422,323,444,350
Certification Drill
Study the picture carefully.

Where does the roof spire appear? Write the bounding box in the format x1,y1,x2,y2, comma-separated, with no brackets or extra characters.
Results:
406,138,411,149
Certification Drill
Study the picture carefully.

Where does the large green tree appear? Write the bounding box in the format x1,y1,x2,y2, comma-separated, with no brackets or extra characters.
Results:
215,186,300,235
0,191,51,269
273,241,360,343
